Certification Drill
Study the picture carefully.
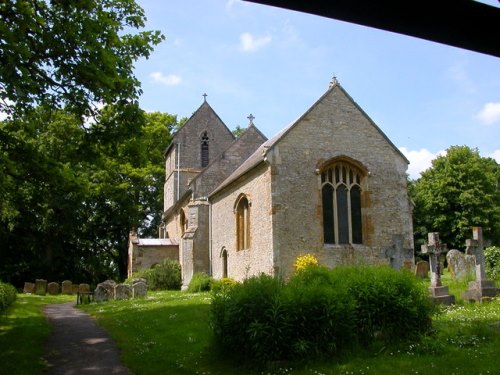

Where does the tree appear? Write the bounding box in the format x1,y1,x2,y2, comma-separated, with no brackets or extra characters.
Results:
412,146,499,250
0,0,164,119
0,106,177,286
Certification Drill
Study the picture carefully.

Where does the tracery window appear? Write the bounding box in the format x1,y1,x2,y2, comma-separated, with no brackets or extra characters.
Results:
201,131,209,167
235,195,250,250
321,162,363,244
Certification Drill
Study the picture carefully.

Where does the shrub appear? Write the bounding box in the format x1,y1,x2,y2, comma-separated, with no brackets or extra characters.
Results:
133,259,182,290
187,272,212,293
0,281,17,313
294,253,319,272
210,266,434,363
484,246,500,281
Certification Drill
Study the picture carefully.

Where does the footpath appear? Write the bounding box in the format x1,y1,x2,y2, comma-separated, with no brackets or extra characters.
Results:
43,302,133,375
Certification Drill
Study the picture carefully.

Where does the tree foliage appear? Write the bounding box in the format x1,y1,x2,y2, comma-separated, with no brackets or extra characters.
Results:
0,106,177,286
412,146,499,250
0,0,164,118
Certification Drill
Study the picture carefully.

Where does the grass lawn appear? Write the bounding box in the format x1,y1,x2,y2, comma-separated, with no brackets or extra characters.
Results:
1,276,498,375
79,289,500,375
0,294,74,375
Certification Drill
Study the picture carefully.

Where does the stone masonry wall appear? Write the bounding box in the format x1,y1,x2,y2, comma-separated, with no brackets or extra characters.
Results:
211,164,274,281
267,85,413,278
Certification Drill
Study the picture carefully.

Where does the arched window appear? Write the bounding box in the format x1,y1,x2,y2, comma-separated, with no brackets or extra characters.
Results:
221,248,228,278
201,131,209,167
321,162,363,244
235,195,250,250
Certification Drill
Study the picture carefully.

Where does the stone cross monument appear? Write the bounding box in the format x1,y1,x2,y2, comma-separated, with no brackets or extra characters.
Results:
421,232,455,305
462,227,498,302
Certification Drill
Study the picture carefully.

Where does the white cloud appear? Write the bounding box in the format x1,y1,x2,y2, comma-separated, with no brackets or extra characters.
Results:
399,147,446,180
489,150,500,163
477,102,500,125
150,72,182,86
239,32,272,52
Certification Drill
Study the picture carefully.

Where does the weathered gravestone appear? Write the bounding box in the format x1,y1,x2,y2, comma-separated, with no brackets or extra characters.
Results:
72,284,80,294
462,227,498,302
446,249,475,280
384,234,414,270
47,282,60,295
94,284,111,302
421,232,455,305
23,282,35,294
93,280,116,302
414,260,429,278
35,279,47,296
61,280,73,294
115,284,132,300
132,281,147,298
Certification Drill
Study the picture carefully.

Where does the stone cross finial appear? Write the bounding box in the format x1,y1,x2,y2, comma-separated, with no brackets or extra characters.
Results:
465,227,486,282
421,232,445,288
247,113,255,125
203,93,207,102
329,76,338,87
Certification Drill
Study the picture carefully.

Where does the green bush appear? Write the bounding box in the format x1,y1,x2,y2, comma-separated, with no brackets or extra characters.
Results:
210,277,237,294
484,246,500,281
0,281,17,313
210,266,434,363
187,272,212,293
133,259,182,290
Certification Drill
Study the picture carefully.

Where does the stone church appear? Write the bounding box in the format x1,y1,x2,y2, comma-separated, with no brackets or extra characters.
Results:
128,79,415,287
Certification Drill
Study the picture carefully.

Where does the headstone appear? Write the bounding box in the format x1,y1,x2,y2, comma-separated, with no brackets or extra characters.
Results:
384,234,414,270
115,284,132,300
79,283,90,293
47,282,60,295
72,285,80,294
414,260,429,278
94,284,111,302
61,280,73,294
23,282,35,294
96,280,116,300
446,249,475,280
462,227,498,302
132,281,147,298
421,232,455,305
35,279,47,296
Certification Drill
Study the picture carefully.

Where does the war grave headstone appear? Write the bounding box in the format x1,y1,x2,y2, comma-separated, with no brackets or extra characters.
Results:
421,232,455,305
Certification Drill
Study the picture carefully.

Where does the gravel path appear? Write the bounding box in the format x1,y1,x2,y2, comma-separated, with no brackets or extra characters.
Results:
43,302,133,375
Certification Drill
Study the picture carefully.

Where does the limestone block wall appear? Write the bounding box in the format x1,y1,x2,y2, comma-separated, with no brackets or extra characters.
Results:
210,164,274,281
129,245,179,276
191,125,267,199
266,86,413,278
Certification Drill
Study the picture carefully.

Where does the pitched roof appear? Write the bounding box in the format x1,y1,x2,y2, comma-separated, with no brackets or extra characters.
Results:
163,100,235,157
210,82,409,197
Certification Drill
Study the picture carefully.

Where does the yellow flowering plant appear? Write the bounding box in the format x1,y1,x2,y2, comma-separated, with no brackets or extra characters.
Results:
294,253,319,272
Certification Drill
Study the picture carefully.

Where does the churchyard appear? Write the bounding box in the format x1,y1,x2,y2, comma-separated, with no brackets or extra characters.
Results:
0,268,498,375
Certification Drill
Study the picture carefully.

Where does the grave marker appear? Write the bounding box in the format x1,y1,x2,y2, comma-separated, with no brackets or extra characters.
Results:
421,232,455,305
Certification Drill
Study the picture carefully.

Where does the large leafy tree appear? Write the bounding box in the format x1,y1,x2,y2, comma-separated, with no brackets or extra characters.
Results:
412,146,499,251
0,107,177,286
0,0,164,118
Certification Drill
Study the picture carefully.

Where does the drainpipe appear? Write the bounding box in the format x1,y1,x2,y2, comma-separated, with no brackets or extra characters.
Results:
176,142,180,201
208,197,212,277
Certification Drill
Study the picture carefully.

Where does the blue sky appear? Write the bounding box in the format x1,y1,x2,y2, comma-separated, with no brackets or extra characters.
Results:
134,0,499,179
